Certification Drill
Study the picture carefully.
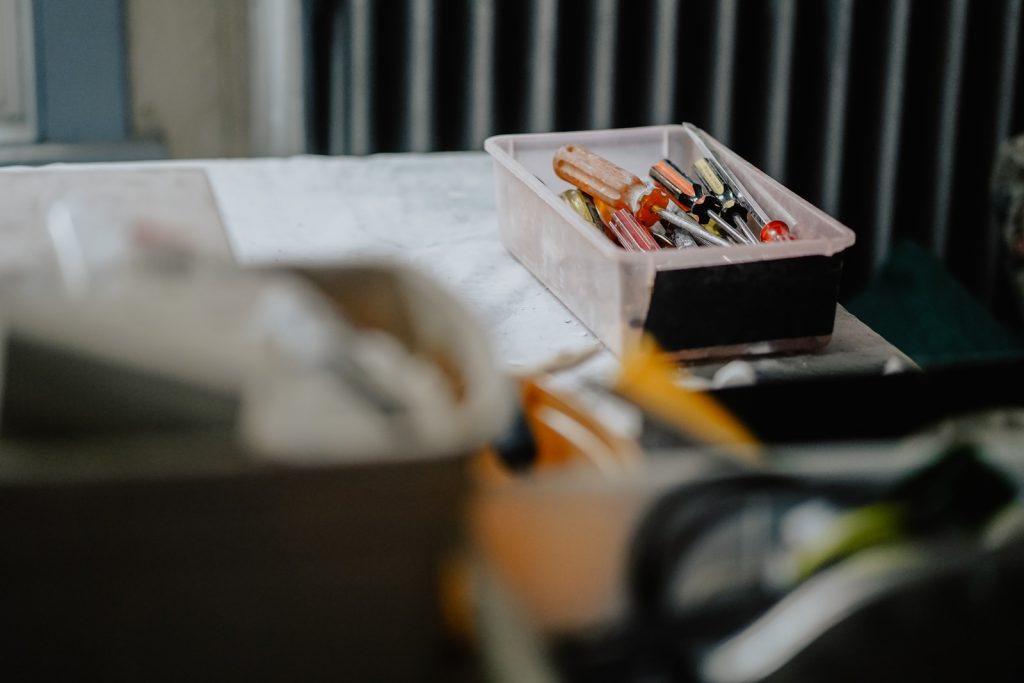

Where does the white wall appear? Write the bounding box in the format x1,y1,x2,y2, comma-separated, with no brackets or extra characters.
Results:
126,0,251,159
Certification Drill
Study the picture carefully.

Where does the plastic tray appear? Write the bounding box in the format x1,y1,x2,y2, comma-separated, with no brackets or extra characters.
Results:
485,124,856,359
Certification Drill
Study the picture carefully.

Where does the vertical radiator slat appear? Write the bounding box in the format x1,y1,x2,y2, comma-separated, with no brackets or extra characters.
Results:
819,0,851,216
820,0,854,216
467,0,496,149
930,0,969,260
327,4,348,154
649,0,679,125
348,0,373,155
992,0,1022,164
528,0,558,133
764,0,796,182
984,0,1023,302
709,0,739,144
589,0,618,130
872,0,911,272
406,0,435,152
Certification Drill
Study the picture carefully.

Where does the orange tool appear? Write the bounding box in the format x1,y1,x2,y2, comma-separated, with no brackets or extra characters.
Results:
476,377,641,483
650,158,700,210
554,144,670,227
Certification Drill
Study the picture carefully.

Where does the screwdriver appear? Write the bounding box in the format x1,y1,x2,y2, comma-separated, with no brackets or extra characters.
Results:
649,159,701,209
620,182,697,248
699,155,795,242
707,208,757,245
595,195,698,251
663,222,699,249
591,196,616,227
606,209,663,252
703,155,764,219
692,157,758,241
628,165,699,249
695,157,785,244
609,208,661,252
653,206,731,247
648,222,675,248
702,156,774,242
650,219,697,249
560,188,616,242
657,159,743,244
554,144,671,228
560,189,603,230
649,158,724,234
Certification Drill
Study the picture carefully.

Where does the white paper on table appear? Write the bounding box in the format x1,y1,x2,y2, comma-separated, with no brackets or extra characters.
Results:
0,166,234,290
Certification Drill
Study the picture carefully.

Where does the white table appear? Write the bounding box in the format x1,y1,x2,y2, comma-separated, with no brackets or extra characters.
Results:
0,152,909,384
195,152,912,385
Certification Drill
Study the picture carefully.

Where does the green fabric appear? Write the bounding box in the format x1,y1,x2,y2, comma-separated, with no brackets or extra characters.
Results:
846,241,1024,366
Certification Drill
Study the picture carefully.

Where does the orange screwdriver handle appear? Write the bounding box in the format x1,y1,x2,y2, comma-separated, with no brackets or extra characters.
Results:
554,144,669,227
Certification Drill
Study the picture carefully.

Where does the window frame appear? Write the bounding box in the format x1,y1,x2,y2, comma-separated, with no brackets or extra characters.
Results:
0,0,38,145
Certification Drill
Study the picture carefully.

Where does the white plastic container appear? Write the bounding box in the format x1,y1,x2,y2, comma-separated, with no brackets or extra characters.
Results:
485,124,856,359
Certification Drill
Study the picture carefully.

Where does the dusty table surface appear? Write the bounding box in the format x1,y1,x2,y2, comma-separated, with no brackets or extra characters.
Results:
199,152,912,383
17,152,908,385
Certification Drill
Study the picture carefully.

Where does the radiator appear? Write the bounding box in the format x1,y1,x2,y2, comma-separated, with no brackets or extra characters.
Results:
306,0,1024,300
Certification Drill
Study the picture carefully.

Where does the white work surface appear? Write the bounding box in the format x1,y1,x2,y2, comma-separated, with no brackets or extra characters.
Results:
207,153,596,372
143,153,914,382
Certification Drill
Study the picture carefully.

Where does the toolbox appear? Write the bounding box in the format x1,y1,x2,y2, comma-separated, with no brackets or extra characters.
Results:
485,124,856,359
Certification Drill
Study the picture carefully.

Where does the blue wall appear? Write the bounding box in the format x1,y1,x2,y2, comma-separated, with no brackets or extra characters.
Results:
33,0,130,142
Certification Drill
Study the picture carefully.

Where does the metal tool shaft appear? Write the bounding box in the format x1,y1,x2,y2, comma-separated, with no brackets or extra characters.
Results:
655,207,731,247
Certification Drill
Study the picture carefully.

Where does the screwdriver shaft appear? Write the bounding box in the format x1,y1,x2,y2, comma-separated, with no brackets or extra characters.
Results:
708,209,755,244
733,215,760,244
655,207,731,247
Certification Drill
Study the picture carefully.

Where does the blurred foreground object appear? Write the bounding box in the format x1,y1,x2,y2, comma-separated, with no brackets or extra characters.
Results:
0,256,511,461
0,168,511,458
479,333,761,480
0,178,513,680
614,336,760,462
482,377,641,479
471,416,1024,683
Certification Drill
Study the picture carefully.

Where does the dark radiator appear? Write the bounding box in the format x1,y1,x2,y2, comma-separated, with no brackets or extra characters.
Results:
305,0,1024,300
